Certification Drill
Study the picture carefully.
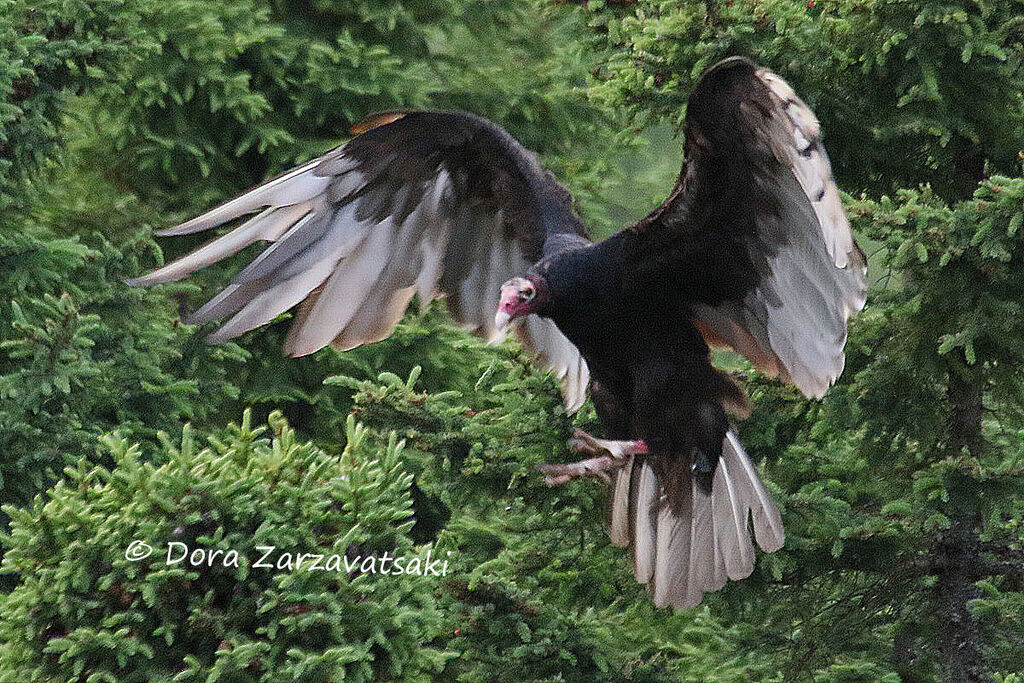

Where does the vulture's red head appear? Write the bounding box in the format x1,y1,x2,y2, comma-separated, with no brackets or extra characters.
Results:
495,275,547,328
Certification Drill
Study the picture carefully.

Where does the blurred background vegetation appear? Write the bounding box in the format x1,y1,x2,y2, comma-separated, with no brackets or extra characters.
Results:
2,0,1024,680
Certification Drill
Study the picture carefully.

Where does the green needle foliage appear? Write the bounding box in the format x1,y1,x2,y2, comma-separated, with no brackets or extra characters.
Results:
330,357,758,681
0,0,154,208
0,410,445,681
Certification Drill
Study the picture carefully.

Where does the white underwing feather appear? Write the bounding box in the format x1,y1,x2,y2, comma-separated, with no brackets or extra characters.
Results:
330,206,429,350
205,258,335,344
516,315,590,413
287,217,395,356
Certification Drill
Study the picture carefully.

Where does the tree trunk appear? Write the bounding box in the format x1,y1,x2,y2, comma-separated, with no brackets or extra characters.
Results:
937,367,988,683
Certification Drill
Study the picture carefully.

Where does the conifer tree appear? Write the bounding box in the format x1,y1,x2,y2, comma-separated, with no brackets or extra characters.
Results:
0,411,445,681
0,0,159,208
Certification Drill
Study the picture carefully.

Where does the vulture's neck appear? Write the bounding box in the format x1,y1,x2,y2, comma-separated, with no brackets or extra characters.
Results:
537,238,632,361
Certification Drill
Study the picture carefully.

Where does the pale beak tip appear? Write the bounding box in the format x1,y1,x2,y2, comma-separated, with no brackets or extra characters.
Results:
494,310,511,330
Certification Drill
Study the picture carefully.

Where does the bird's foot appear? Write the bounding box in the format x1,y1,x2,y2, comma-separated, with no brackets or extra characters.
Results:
539,429,649,486
568,429,650,459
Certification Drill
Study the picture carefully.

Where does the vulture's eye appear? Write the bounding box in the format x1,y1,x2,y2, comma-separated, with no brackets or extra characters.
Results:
518,285,536,302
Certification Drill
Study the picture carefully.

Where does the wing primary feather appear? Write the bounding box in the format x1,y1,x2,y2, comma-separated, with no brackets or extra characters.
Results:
185,283,256,326
156,160,329,236
181,211,321,326
229,199,347,286
256,202,374,289
125,205,304,286
204,259,336,344
228,211,322,285
285,218,396,356
315,153,360,178
329,205,428,350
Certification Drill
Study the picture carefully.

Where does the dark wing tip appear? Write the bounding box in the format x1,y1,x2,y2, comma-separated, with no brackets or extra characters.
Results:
693,56,759,98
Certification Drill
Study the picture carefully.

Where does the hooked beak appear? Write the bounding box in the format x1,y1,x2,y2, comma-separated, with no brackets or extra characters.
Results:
495,309,512,330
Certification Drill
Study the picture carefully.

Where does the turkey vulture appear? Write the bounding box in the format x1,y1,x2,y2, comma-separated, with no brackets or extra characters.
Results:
129,57,867,608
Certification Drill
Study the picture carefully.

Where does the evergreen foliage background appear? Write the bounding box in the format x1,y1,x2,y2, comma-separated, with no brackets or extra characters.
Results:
2,0,1023,680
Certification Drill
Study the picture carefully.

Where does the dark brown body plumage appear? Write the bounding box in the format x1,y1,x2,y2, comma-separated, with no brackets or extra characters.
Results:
536,232,746,497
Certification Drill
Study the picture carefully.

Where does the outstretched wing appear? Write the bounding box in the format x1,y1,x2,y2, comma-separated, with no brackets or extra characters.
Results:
623,57,867,397
128,110,591,409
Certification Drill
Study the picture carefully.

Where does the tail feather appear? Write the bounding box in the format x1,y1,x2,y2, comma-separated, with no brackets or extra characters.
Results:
652,475,695,607
725,431,785,552
689,478,718,598
707,477,729,592
630,460,659,584
651,477,726,609
610,428,784,609
609,456,633,547
713,451,757,580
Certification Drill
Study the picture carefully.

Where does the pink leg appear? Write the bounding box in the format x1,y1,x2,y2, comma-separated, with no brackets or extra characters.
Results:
540,429,649,486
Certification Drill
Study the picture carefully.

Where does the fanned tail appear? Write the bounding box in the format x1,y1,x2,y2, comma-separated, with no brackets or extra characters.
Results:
609,429,784,609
